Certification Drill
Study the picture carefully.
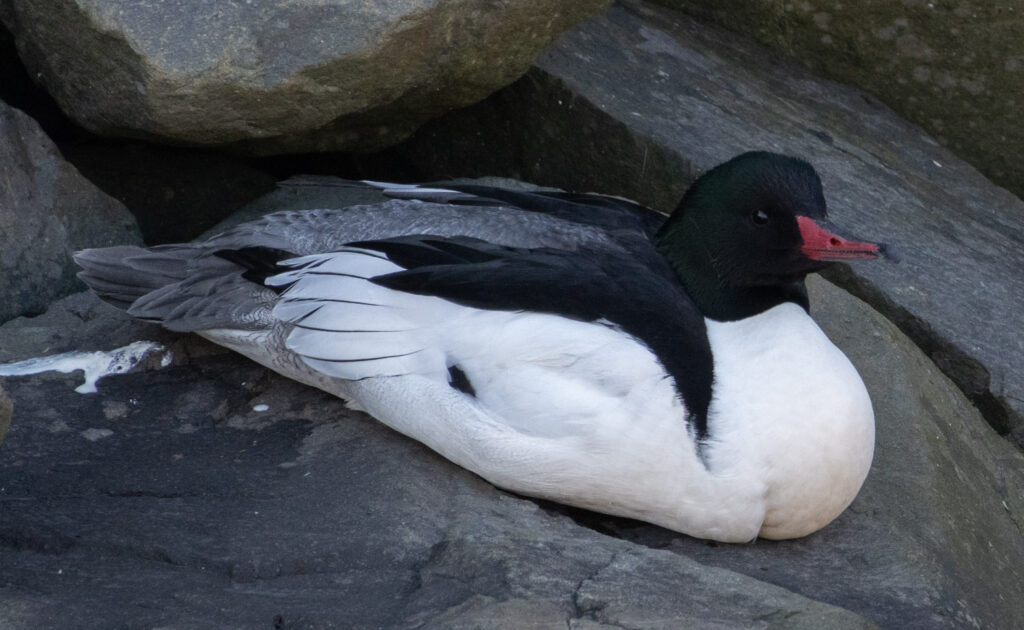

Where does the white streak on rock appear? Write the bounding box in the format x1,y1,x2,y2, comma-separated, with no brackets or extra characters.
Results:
0,341,171,394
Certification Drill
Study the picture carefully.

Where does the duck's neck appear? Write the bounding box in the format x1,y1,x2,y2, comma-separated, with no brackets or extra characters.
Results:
655,240,810,322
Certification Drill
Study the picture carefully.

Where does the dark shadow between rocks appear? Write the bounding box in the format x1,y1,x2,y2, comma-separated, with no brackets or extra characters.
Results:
59,140,279,245
0,21,81,143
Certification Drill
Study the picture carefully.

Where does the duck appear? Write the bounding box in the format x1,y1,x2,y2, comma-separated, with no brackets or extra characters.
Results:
75,151,881,543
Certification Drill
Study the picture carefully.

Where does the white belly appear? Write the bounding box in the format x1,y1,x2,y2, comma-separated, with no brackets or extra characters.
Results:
704,303,875,539
201,300,873,542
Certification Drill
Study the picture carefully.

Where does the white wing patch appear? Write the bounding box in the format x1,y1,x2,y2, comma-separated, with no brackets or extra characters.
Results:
267,248,449,381
268,248,398,279
263,246,684,443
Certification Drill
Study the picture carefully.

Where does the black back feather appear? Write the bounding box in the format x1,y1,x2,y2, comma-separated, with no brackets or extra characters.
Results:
214,247,297,291
357,235,714,439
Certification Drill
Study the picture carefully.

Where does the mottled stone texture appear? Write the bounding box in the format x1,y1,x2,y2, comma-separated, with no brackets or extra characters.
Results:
0,102,140,324
654,0,1024,202
391,0,1024,446
0,0,610,154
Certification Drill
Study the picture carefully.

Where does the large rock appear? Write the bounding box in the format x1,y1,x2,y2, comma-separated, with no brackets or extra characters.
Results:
0,20,76,142
0,0,610,155
654,0,1024,203
1,269,1021,627
389,0,1024,445
0,102,140,324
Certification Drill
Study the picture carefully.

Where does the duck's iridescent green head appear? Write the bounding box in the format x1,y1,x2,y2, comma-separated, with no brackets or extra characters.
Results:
655,152,879,321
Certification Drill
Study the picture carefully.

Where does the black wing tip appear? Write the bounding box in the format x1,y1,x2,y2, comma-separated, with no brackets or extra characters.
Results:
349,235,507,271
214,246,298,291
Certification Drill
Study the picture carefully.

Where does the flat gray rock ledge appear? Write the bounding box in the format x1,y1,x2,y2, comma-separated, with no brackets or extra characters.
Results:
392,0,1024,446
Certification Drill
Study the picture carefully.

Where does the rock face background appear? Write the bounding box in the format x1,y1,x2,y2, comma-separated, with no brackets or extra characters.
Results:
0,0,610,153
1,1,1023,628
0,103,140,322
656,0,1024,203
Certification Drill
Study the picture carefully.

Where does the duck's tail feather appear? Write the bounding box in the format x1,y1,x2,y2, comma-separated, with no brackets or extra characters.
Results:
74,245,194,311
75,244,278,332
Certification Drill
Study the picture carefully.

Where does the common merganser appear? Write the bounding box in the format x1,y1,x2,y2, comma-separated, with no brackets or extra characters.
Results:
76,151,881,542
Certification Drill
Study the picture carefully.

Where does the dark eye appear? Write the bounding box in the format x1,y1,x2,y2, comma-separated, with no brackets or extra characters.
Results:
751,209,770,225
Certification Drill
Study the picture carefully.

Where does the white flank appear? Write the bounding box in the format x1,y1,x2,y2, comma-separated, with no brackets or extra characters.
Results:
211,246,876,541
203,250,874,543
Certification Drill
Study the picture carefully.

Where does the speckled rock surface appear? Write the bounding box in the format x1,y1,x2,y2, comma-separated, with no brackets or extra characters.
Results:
390,0,1024,446
0,102,140,324
0,0,610,154
652,0,1024,204
0,385,11,447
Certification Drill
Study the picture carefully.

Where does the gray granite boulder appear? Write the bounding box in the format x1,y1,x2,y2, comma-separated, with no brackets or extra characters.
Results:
391,0,1024,447
654,0,1024,203
0,102,140,324
0,0,610,154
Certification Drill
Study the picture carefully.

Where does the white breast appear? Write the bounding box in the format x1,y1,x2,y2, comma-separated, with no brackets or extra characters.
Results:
704,303,875,539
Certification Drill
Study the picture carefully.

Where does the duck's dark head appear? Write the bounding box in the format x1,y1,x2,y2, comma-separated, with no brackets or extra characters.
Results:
656,151,880,321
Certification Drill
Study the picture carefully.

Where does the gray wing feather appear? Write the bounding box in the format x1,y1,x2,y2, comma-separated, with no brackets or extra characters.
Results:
76,200,623,333
75,245,193,310
204,202,620,254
